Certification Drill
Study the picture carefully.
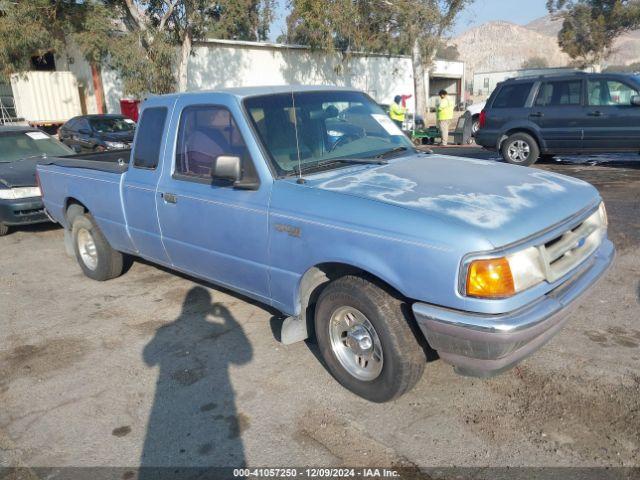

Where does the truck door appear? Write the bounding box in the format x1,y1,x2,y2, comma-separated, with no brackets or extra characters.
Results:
583,77,640,150
529,79,584,150
156,100,271,301
122,106,172,264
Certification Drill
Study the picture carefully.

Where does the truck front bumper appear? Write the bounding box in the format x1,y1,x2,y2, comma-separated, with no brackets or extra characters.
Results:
0,197,48,226
412,239,615,378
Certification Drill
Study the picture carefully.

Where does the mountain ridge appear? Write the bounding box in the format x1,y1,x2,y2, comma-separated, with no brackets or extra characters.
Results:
452,15,640,74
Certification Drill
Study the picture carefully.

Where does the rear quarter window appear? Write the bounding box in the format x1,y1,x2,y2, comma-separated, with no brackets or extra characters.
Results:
492,83,533,108
133,107,168,169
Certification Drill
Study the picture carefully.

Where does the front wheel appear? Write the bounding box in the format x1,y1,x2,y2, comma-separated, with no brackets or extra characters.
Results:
314,276,425,402
501,132,540,166
0,223,9,236
72,213,123,281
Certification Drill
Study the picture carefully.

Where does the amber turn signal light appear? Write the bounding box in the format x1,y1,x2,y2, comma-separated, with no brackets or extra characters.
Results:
466,257,516,298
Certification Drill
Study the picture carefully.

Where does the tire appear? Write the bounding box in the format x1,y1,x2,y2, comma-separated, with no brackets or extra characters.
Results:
501,132,540,166
71,213,123,281
471,116,480,137
314,275,425,402
0,223,9,236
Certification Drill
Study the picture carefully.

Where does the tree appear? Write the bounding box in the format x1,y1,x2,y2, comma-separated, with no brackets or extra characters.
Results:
547,0,640,71
285,0,473,117
521,56,550,69
118,0,276,93
0,0,111,75
393,0,472,117
0,0,276,98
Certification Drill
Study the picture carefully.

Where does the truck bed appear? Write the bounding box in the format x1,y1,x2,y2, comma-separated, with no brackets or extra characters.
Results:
37,150,135,254
39,150,130,174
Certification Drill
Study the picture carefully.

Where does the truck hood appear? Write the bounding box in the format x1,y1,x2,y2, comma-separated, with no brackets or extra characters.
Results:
0,158,39,188
305,154,600,248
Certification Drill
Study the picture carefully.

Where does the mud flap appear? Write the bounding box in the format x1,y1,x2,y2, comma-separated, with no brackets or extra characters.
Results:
281,315,308,345
64,228,74,257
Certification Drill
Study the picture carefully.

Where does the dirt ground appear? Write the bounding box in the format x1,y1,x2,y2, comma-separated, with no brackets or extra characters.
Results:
1,153,639,478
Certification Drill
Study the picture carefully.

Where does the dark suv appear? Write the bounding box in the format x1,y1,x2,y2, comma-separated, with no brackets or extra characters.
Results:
476,72,640,165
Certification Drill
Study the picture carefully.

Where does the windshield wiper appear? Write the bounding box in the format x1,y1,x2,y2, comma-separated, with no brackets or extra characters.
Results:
292,157,388,176
374,146,410,159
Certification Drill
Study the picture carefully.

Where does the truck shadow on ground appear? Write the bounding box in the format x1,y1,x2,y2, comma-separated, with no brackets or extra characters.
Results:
138,286,253,478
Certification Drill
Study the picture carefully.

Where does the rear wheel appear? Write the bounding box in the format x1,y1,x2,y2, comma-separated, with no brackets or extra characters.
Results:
72,213,123,281
471,115,480,137
314,275,425,402
0,223,9,236
501,132,539,166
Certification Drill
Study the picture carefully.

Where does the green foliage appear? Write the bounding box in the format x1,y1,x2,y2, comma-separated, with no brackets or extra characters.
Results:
0,0,108,75
547,0,640,67
285,0,404,54
0,0,276,96
522,56,550,69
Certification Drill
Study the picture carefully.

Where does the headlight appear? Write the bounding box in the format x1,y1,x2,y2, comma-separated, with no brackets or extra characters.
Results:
105,141,126,149
466,247,545,299
0,186,41,200
465,202,607,299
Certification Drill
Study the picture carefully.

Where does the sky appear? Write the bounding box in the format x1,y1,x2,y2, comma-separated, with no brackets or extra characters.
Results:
269,0,550,42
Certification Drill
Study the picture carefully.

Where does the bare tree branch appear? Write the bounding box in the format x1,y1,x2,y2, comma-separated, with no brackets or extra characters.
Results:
159,0,179,30
122,0,148,31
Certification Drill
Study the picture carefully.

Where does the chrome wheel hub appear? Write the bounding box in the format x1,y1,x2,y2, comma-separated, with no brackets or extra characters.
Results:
329,307,383,381
77,228,98,271
507,140,530,162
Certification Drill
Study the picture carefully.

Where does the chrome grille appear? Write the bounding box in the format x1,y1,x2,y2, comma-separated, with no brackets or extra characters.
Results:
537,213,605,283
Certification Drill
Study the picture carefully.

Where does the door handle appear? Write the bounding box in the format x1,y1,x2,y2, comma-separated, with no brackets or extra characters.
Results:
529,112,544,118
162,192,177,204
588,111,603,117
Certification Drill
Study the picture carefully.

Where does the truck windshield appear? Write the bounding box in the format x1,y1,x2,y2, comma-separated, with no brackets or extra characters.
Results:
90,117,135,133
244,91,413,176
0,131,74,163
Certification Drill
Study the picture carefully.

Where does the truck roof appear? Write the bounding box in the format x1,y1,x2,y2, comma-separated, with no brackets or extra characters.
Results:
147,85,361,102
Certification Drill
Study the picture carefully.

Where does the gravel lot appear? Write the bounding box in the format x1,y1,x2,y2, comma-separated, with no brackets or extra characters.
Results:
1,152,639,476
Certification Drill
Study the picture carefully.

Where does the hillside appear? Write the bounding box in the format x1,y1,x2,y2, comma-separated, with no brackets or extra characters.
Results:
451,20,569,74
526,15,640,66
453,15,640,74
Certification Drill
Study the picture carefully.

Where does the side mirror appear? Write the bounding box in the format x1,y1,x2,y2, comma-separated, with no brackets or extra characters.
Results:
631,95,640,106
212,155,241,182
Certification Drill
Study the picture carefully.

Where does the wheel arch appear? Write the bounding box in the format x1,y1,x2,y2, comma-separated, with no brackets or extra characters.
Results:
497,126,544,152
291,261,412,343
64,197,89,227
62,197,89,256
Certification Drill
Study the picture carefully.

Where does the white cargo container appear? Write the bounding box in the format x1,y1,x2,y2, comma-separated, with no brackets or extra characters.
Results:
10,71,82,128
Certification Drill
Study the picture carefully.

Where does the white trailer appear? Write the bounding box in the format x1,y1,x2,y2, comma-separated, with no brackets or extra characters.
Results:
10,71,82,131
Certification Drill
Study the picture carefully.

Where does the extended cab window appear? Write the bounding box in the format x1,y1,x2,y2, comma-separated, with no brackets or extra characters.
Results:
133,107,167,169
175,105,252,180
492,83,532,108
535,80,582,107
588,79,638,106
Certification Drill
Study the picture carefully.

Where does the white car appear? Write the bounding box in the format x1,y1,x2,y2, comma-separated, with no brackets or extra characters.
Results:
466,101,486,136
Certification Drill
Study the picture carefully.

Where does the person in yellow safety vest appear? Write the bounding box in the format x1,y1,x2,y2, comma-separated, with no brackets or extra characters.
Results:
389,95,406,130
437,89,454,146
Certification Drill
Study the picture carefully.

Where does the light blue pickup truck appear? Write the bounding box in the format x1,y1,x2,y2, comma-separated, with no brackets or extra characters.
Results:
37,86,614,402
